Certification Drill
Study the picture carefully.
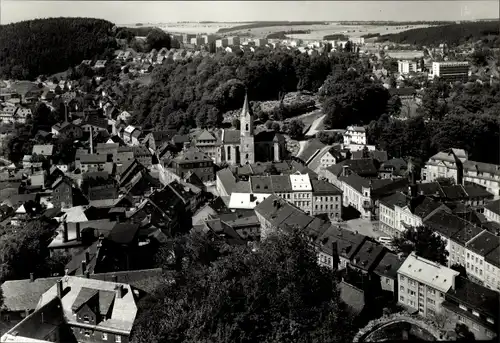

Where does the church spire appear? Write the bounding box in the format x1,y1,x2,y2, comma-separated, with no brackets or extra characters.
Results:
241,91,253,118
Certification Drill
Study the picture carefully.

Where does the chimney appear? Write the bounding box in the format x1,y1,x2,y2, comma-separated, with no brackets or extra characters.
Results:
62,221,68,243
89,126,94,154
342,165,349,177
81,260,87,274
29,273,34,282
84,271,90,278
116,284,124,299
85,251,90,265
76,222,81,241
56,279,63,298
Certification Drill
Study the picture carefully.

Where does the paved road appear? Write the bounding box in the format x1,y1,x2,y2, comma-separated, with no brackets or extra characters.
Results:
343,219,388,240
305,114,326,136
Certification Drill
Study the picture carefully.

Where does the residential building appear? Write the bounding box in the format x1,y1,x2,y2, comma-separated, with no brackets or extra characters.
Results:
350,240,386,275
374,252,404,300
52,177,77,209
465,230,500,286
431,61,469,82
311,179,342,220
290,173,313,214
193,130,219,160
422,148,500,198
1,276,139,343
397,252,460,317
343,126,366,146
484,246,500,292
141,130,177,152
443,277,499,340
321,159,380,187
254,195,330,241
398,60,418,74
122,125,142,145
171,146,215,182
76,154,109,173
484,199,500,224
51,122,83,139
215,38,228,48
424,210,483,267
227,36,240,46
315,225,366,270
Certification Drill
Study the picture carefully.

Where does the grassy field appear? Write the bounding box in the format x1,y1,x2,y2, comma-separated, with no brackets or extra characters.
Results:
155,22,434,41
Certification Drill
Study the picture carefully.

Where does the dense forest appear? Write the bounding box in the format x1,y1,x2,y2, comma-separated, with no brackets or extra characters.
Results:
217,21,328,34
377,21,500,47
266,30,310,39
123,50,360,131
0,18,117,80
323,34,349,41
131,229,355,343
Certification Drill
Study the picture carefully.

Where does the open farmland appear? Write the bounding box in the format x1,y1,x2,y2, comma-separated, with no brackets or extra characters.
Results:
123,22,437,41
218,23,436,40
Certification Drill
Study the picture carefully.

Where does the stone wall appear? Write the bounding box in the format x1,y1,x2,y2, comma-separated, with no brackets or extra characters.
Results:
353,311,449,342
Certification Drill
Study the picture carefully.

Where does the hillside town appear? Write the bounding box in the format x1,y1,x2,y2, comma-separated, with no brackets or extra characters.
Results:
0,4,499,343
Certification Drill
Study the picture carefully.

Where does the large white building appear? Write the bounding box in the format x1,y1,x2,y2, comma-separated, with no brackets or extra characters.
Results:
398,60,418,75
343,126,367,146
431,61,470,82
422,149,500,199
397,253,460,317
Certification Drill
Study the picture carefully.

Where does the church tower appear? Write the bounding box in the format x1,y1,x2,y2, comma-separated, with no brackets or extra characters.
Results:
240,92,255,165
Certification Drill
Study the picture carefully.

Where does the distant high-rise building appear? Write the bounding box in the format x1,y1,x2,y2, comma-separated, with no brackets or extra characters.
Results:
227,36,240,46
398,60,418,74
431,61,469,83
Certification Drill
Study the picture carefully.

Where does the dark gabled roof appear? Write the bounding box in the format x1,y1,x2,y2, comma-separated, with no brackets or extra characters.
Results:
374,251,403,280
467,230,500,257
222,129,240,144
173,147,212,163
297,138,326,163
446,276,499,319
327,159,379,177
485,246,500,269
1,276,61,312
250,176,272,193
311,179,342,195
485,199,500,216
71,287,98,311
90,268,165,294
379,192,408,210
254,130,284,143
339,281,365,314
409,196,445,218
425,210,479,242
352,149,388,163
109,222,141,244
389,87,416,97
79,154,107,164
270,175,292,193
316,226,366,259
350,240,386,272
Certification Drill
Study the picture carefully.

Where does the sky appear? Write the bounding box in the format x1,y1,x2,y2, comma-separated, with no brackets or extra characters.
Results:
1,1,499,25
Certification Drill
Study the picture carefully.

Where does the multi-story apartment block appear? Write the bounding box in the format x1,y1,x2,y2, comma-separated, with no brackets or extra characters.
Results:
431,61,469,83
465,230,500,286
398,60,418,74
443,276,499,340
215,38,228,48
422,149,500,198
484,199,500,224
227,36,240,46
397,253,460,317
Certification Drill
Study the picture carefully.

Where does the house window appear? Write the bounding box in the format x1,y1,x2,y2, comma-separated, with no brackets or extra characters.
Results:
83,315,90,323
400,286,404,291
102,333,108,340
400,296,405,302
3,315,10,322
459,304,467,311
115,335,122,343
84,331,91,337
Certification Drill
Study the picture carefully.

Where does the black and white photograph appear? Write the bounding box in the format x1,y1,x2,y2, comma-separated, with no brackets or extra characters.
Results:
0,0,498,342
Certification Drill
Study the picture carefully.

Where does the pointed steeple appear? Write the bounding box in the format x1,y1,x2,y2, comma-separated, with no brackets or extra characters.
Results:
240,91,253,118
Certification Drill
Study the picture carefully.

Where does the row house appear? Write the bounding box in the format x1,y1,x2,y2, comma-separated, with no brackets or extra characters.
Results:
229,172,342,219
443,277,499,340
170,146,215,182
122,125,142,145
254,195,331,241
337,170,409,220
484,199,500,224
0,106,30,124
422,148,500,198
